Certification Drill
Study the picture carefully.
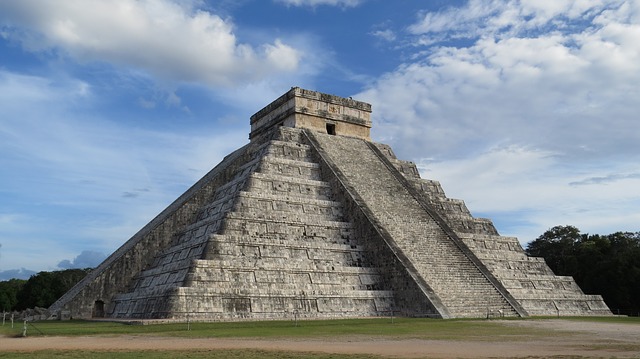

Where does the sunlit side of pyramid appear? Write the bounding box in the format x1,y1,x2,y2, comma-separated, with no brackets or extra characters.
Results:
49,87,611,320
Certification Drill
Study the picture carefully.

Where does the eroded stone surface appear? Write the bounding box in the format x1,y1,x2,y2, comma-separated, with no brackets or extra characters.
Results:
48,88,610,321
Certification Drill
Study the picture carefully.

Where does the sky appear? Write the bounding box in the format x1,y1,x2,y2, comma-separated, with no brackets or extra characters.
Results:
0,0,638,280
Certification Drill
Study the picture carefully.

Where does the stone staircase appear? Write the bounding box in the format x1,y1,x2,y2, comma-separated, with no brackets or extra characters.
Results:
375,143,499,235
109,136,268,318
308,131,522,318
49,87,611,321
375,142,611,316
459,233,611,315
110,127,395,320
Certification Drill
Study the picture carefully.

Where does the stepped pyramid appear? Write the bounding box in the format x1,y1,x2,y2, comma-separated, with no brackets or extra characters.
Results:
49,87,611,320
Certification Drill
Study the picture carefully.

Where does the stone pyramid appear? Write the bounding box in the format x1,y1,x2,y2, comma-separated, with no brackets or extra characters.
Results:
49,87,611,320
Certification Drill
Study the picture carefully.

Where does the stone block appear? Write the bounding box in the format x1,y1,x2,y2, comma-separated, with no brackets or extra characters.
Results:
49,88,610,321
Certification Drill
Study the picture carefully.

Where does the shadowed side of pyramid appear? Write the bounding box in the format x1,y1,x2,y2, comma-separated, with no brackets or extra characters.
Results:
49,87,611,321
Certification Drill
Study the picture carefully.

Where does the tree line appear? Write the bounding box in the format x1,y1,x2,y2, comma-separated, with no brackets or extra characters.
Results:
1,226,639,315
526,225,640,315
0,268,90,312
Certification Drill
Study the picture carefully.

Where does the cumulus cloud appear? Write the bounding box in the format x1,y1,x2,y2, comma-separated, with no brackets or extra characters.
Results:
0,0,301,86
357,0,640,242
57,250,107,269
408,0,629,39
275,0,363,7
361,0,640,158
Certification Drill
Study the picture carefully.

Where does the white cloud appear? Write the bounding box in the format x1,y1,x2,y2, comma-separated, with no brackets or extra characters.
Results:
409,0,502,36
409,0,626,39
0,70,248,271
358,0,640,242
363,0,640,160
264,40,302,72
275,0,363,8
0,268,36,281
0,0,301,86
57,250,107,269
418,146,640,243
371,29,396,42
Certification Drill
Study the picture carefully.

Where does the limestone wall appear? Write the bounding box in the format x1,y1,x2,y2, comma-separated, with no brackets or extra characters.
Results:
250,87,372,141
376,143,611,316
306,130,523,318
48,142,259,319
306,132,440,317
165,127,396,320
50,87,611,320
73,126,399,320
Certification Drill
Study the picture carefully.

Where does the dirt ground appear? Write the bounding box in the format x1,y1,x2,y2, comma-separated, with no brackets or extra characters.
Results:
2,319,639,358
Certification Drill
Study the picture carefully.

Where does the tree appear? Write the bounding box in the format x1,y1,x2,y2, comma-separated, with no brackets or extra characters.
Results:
0,279,26,311
527,226,640,314
526,225,582,275
14,268,90,310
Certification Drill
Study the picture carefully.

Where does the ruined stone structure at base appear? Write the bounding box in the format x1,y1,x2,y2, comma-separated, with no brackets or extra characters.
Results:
49,87,611,320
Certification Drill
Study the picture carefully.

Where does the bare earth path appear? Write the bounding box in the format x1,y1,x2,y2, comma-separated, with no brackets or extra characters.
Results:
2,320,640,358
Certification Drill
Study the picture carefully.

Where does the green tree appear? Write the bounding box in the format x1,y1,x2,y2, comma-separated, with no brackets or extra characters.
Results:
0,278,26,311
599,232,640,312
15,268,90,310
527,226,640,314
526,225,582,275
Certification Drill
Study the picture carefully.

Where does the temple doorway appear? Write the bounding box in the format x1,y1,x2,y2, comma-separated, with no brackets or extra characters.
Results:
93,300,105,318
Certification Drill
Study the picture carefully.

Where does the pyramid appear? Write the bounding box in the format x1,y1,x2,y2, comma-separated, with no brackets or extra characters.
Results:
49,87,611,320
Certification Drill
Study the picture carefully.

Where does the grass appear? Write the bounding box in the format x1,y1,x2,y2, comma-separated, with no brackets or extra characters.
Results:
1,316,639,358
0,317,556,340
554,315,640,324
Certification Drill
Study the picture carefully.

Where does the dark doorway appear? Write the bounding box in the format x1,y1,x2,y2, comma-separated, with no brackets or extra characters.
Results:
93,300,105,318
326,123,336,135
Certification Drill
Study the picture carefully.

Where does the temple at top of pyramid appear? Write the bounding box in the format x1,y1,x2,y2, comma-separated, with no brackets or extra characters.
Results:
249,87,372,141
49,87,611,321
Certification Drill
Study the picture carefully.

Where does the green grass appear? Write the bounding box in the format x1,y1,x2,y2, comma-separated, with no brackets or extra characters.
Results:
0,317,557,340
555,315,640,324
1,316,639,358
3,316,638,340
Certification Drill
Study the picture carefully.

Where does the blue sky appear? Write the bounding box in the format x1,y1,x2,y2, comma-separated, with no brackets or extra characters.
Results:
1,0,638,280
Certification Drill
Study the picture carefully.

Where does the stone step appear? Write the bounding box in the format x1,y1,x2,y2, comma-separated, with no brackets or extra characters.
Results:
221,214,353,239
211,231,356,245
514,292,603,301
190,268,381,285
208,235,366,254
501,280,576,292
247,172,332,200
224,208,343,225
132,270,191,291
203,249,371,270
258,155,322,180
135,259,194,279
234,192,344,220
188,256,376,273
170,290,396,317
236,190,342,208
186,282,387,295
264,140,315,162
177,286,394,299
172,216,223,241
190,259,379,274
486,263,556,276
